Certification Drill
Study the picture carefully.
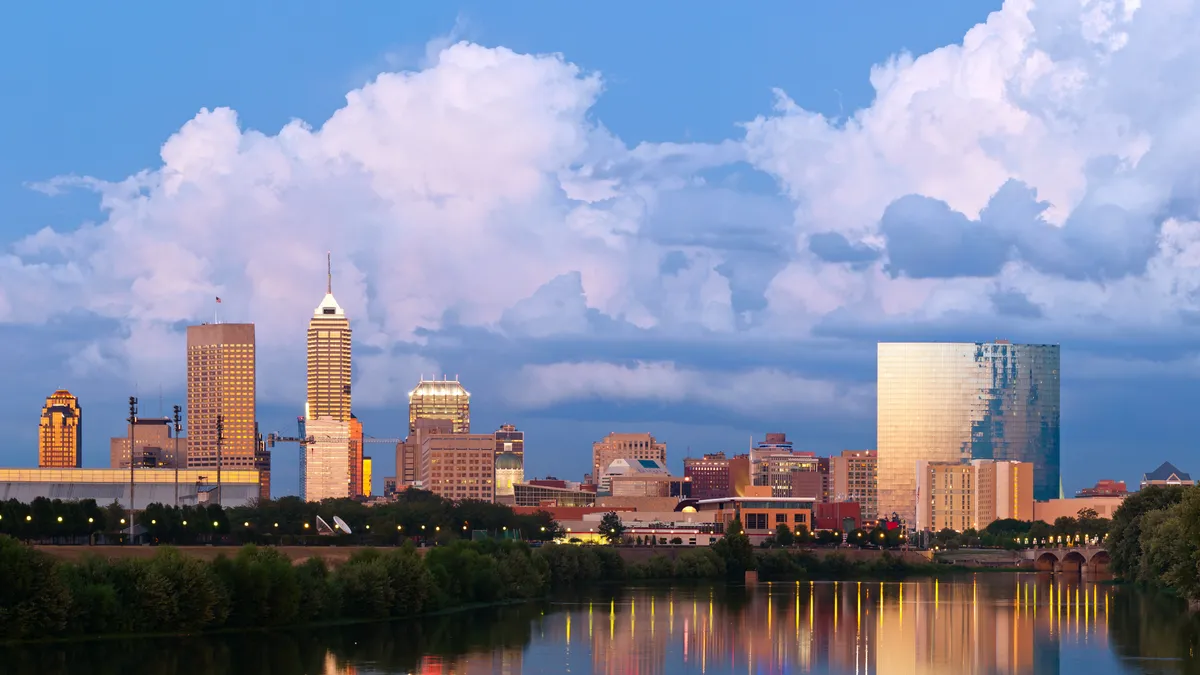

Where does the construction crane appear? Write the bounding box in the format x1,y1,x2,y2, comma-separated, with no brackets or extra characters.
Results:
267,417,404,497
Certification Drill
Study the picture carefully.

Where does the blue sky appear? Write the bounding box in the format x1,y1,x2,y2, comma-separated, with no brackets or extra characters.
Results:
5,0,1197,497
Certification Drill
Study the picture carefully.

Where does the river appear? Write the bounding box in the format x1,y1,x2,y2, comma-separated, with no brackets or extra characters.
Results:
5,573,1199,674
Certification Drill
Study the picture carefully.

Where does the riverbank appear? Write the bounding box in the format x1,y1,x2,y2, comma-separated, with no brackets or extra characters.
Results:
2,535,1000,643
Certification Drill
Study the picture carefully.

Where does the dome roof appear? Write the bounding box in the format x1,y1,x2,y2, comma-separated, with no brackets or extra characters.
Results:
495,452,523,471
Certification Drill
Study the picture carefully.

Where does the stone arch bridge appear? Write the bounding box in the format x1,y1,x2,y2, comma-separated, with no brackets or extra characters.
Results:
1020,546,1110,575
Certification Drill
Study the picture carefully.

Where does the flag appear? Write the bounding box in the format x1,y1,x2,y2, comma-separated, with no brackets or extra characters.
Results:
215,297,222,303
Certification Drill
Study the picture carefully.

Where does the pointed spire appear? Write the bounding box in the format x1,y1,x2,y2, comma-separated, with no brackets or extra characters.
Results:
326,251,332,295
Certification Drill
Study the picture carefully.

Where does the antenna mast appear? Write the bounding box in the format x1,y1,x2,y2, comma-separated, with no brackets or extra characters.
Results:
327,251,332,294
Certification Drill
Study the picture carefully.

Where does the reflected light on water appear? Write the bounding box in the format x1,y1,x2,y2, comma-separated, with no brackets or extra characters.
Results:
10,574,1197,675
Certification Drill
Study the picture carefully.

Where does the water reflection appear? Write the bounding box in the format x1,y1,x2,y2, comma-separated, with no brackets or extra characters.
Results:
5,574,1200,674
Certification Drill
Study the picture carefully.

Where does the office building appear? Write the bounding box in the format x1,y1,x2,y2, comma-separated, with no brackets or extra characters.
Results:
302,255,354,502
829,450,878,520
408,377,470,433
494,423,524,503
692,495,814,542
307,254,352,424
513,479,597,508
1141,462,1194,488
186,323,258,474
395,417,454,490
362,456,372,497
422,432,496,502
349,414,363,497
110,418,184,469
1076,479,1128,498
878,341,1060,525
914,459,1033,532
591,433,666,486
751,435,820,497
0,468,260,509
38,389,82,468
683,453,732,499
302,418,351,502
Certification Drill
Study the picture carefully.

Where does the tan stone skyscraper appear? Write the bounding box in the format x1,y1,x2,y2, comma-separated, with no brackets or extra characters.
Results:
307,253,352,423
186,323,257,471
38,389,82,467
302,253,353,502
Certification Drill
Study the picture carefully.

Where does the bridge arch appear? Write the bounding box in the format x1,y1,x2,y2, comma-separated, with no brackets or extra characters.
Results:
1088,550,1110,574
1060,551,1086,573
1034,551,1058,572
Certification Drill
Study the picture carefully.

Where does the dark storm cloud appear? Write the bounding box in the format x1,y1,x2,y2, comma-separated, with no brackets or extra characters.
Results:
808,231,883,266
878,179,1162,281
990,289,1043,318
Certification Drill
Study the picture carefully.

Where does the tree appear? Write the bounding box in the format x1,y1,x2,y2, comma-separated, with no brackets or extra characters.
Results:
815,529,840,546
597,512,626,545
712,516,755,578
774,523,794,547
1108,486,1186,580
793,524,812,545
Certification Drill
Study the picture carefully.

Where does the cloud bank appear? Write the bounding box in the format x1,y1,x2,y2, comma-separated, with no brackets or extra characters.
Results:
6,0,1200,466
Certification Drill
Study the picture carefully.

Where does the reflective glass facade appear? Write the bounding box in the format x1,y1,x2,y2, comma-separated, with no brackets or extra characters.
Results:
877,342,1060,526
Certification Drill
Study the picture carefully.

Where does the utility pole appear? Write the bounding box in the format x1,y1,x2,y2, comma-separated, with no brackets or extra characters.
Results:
216,414,223,506
128,396,138,544
173,405,182,506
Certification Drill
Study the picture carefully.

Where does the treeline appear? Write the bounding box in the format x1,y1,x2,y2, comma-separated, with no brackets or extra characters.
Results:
0,536,549,641
1,517,949,641
0,490,559,546
1107,485,1200,604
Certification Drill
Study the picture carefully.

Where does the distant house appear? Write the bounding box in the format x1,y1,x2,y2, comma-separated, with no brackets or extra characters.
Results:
1140,462,1195,489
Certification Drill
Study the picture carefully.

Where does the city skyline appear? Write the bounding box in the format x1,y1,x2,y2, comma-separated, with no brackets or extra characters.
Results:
5,2,1200,497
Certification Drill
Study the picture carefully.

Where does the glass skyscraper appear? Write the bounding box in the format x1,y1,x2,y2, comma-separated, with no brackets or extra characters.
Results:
877,342,1060,527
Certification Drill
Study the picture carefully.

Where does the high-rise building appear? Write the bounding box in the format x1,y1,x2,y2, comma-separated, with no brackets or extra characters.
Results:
421,432,496,502
683,453,732,499
408,378,470,433
302,418,351,502
186,323,257,473
396,417,454,490
307,255,352,423
38,389,82,468
110,418,184,468
591,433,665,485
494,423,524,503
349,414,364,498
751,434,819,498
362,456,372,497
914,459,1033,532
304,254,354,501
829,450,878,520
877,341,1060,525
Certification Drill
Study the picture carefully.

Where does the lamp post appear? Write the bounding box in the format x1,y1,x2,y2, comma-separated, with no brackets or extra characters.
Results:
128,396,138,544
173,405,182,506
216,414,223,507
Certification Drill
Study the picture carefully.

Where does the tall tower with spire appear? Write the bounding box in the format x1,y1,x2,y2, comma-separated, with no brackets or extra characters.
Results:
306,252,352,422
303,253,354,501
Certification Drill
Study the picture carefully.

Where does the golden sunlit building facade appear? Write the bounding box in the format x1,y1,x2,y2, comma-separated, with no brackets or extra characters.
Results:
304,254,354,502
38,389,82,468
362,456,372,497
422,433,495,502
408,378,470,433
186,323,257,473
878,342,1060,526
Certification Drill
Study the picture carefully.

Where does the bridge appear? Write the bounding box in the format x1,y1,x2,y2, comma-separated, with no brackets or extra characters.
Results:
1020,546,1110,575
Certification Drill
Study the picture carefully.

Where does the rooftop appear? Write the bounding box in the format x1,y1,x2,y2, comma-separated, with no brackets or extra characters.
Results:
1144,462,1192,482
409,378,471,399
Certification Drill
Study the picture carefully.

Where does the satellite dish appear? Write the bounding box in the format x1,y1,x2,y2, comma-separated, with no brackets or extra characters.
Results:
315,515,335,536
332,515,352,535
